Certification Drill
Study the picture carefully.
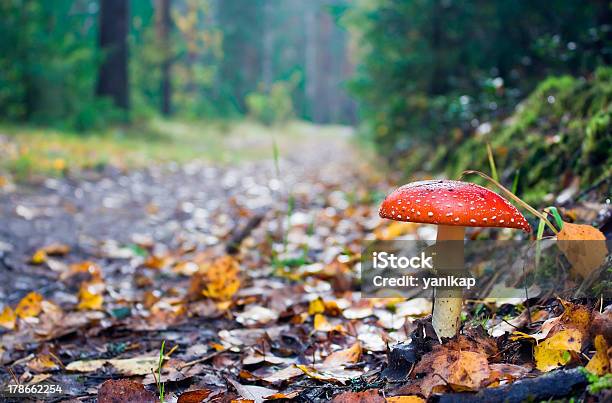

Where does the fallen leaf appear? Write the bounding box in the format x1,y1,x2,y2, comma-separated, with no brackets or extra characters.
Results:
415,345,491,396
67,356,158,376
0,306,16,330
190,255,241,301
557,222,608,278
27,352,60,373
15,291,43,319
314,314,345,332
585,335,611,375
295,364,363,383
77,281,105,310
236,306,278,326
487,363,530,385
534,328,583,372
178,389,213,403
332,389,385,402
30,249,48,264
98,379,157,403
386,397,426,403
323,342,362,366
227,378,277,403
144,253,173,270
242,351,294,366
309,298,326,315
265,391,300,399
261,365,303,384
30,244,70,265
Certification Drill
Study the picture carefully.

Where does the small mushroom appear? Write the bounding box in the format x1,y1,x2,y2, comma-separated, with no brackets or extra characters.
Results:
379,180,530,339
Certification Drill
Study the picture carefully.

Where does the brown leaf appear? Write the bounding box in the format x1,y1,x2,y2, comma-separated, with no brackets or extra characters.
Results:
67,356,158,376
227,378,277,403
177,389,213,403
323,342,362,366
261,365,303,384
415,345,491,396
332,389,385,403
98,379,158,403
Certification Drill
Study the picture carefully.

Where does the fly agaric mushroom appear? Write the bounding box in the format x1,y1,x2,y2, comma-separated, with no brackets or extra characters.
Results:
379,180,530,339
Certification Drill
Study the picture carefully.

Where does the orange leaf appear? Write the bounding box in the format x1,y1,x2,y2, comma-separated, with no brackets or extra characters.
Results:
15,291,44,318
557,222,607,278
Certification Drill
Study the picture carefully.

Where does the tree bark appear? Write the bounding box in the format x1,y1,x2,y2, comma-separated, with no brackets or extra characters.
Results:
96,0,129,113
156,0,172,116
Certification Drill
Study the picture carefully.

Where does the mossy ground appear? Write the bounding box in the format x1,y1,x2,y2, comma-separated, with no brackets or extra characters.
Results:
397,67,611,205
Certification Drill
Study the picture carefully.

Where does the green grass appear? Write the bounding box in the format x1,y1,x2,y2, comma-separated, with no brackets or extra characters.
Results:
0,119,340,181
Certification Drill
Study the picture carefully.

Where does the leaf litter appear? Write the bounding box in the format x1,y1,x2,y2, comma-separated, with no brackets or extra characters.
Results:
0,135,609,401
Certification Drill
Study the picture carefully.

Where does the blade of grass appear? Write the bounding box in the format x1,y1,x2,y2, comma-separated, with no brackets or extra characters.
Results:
511,169,520,195
460,170,558,234
535,215,546,269
157,340,166,402
486,143,499,182
547,206,564,230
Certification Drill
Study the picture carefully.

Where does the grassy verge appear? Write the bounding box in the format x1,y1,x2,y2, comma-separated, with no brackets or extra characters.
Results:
0,119,342,181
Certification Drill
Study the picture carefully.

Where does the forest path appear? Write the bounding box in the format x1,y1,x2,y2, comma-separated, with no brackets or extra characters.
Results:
0,123,399,400
0,124,381,304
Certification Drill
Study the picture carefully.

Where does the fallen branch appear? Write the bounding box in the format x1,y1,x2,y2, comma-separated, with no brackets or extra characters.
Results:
433,368,588,403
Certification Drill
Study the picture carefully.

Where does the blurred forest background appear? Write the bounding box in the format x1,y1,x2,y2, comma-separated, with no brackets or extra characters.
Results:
0,0,610,201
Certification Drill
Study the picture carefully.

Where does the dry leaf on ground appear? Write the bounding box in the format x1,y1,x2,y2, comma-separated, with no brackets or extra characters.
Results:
0,306,17,330
67,356,159,376
15,291,44,319
585,335,611,375
98,379,157,403
534,328,583,372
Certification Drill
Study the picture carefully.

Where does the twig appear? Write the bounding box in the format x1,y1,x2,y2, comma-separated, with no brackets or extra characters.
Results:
178,348,227,370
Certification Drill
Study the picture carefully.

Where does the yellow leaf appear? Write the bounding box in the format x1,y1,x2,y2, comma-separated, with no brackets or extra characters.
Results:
77,282,104,310
190,256,241,302
585,335,611,375
557,222,608,278
386,397,426,403
534,328,583,372
375,221,418,240
31,250,48,264
323,342,362,366
15,291,44,318
27,353,60,373
0,306,17,330
31,244,70,264
308,298,325,315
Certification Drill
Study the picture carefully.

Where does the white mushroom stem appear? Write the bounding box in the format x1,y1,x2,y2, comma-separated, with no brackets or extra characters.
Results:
432,225,466,339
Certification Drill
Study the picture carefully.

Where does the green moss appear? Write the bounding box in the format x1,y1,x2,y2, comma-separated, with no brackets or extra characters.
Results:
426,67,611,205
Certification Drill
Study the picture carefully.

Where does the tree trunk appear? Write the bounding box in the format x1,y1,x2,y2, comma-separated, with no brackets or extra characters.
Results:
96,0,129,114
156,0,172,116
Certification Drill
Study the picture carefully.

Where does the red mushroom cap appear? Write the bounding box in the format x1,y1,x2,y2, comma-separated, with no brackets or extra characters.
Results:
379,180,531,232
